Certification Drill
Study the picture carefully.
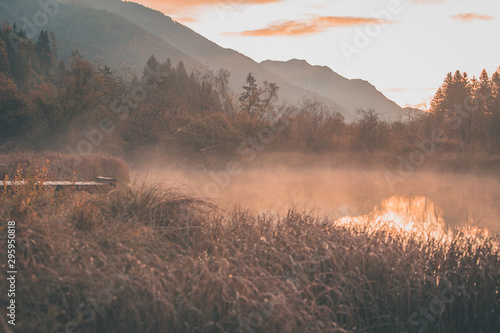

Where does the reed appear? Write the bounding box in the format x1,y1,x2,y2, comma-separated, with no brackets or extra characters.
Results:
1,178,498,333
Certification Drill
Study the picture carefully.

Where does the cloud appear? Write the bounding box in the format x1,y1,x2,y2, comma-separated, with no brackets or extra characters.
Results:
452,13,495,22
224,16,391,37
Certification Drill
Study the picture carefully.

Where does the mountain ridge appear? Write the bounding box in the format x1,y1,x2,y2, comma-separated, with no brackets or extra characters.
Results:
261,58,403,121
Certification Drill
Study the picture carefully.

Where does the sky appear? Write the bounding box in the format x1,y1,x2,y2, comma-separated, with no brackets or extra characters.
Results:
134,0,499,109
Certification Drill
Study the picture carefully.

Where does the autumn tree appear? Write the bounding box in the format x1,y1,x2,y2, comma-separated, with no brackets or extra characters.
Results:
352,109,389,152
32,52,109,146
285,97,345,151
0,33,10,75
0,74,27,141
215,69,237,118
258,81,279,119
239,73,279,120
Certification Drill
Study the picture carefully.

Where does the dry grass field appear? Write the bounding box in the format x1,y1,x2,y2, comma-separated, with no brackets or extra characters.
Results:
0,153,498,333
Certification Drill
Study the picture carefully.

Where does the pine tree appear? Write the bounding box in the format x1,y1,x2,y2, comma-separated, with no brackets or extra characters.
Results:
430,72,453,119
430,87,445,114
163,58,172,73
176,61,189,94
36,30,51,68
478,69,490,93
143,55,159,79
4,26,32,90
487,68,500,153
239,73,259,117
432,70,473,152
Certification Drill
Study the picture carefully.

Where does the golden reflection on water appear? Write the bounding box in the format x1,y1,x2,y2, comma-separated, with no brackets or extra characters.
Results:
336,195,452,239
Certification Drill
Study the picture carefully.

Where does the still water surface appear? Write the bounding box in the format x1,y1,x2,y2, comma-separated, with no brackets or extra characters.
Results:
140,166,500,233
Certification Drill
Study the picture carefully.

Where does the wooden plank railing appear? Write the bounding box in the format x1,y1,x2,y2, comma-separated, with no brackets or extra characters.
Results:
1,177,117,191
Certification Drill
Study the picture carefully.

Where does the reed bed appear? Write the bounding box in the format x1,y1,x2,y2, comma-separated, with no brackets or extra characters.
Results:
0,179,498,333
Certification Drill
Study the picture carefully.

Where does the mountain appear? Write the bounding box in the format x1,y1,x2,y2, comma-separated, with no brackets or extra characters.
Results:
402,107,427,120
261,59,403,121
0,0,402,121
0,0,200,73
76,0,350,118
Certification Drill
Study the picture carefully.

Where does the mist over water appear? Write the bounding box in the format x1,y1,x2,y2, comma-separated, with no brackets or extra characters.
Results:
133,155,500,233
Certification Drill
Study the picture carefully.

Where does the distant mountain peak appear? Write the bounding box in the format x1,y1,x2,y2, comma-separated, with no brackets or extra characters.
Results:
261,59,402,120
286,58,310,65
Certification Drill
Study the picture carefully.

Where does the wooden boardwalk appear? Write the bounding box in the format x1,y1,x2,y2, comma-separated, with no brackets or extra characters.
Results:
0,177,117,191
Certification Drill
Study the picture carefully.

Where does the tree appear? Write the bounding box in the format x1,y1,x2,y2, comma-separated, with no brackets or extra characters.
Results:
258,81,279,119
36,30,51,67
430,70,473,153
289,97,345,151
472,69,492,151
143,55,160,85
176,61,189,95
453,71,473,153
239,73,259,117
0,33,10,75
32,53,108,146
214,69,236,118
430,87,445,117
2,25,32,90
352,109,388,152
49,32,58,64
489,68,500,153
192,78,221,114
0,74,27,141
239,73,279,120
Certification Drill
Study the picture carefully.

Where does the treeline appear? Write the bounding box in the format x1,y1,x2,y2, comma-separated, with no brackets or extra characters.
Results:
1,24,500,162
428,69,500,154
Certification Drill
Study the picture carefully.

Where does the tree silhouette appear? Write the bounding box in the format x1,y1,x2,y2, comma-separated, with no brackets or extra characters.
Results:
239,73,259,117
36,30,51,67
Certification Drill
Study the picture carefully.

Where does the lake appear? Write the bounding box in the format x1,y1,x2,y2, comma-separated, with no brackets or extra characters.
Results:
136,165,500,233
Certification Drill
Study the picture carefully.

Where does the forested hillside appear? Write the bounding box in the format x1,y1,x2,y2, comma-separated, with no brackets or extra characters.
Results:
0,0,199,72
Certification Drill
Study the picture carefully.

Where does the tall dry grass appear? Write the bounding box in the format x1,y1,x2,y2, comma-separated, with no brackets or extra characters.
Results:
0,179,498,333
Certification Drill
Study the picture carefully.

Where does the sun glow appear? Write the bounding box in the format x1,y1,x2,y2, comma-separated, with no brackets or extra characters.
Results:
336,195,452,239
